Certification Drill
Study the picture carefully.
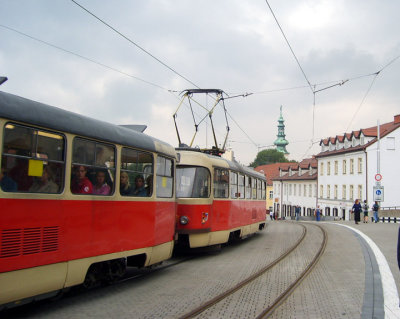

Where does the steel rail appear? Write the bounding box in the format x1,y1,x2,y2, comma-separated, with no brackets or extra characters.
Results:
179,223,308,319
257,223,328,318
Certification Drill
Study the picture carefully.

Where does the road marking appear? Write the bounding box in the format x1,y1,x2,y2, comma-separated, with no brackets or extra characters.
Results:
336,224,400,319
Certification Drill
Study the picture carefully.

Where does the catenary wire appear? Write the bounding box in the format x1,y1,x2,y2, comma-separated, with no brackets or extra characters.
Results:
70,0,200,89
264,0,314,94
0,24,170,92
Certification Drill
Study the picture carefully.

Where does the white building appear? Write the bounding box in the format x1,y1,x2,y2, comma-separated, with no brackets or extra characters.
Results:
272,158,318,219
316,114,400,220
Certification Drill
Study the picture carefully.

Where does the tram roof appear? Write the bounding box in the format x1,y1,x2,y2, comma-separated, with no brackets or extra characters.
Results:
177,148,265,180
0,91,176,158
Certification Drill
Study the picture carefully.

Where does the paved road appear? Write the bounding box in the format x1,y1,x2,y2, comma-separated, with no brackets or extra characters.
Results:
3,220,400,318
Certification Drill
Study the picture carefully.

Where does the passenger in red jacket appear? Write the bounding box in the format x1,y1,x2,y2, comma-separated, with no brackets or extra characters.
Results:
71,165,93,194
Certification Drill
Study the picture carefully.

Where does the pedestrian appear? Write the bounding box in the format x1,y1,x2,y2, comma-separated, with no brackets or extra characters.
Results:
372,201,380,223
397,226,400,271
362,200,369,223
315,205,322,222
352,199,362,224
269,210,273,221
295,205,301,221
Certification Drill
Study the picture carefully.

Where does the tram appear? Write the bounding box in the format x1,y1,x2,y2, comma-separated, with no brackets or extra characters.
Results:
175,149,266,248
0,91,176,309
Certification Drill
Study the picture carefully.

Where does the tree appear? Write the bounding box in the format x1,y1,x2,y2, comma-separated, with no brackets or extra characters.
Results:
250,149,292,167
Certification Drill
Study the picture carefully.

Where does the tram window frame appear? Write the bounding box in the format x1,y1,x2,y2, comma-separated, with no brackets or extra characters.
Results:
257,179,262,199
213,168,229,198
120,147,153,197
261,180,266,199
252,178,257,199
156,156,174,198
1,122,66,194
230,171,238,199
176,165,210,198
71,137,115,196
245,176,251,199
238,174,245,199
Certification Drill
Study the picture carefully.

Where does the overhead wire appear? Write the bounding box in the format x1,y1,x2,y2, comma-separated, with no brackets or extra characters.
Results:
0,24,170,91
70,0,200,89
265,0,314,94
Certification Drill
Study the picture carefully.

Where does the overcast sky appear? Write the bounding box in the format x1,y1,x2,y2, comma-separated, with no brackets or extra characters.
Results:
1,0,399,165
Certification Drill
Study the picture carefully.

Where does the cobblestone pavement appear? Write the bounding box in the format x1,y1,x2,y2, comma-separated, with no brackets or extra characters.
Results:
3,220,399,319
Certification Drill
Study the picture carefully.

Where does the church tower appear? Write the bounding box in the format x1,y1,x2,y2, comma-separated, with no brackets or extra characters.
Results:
273,106,289,156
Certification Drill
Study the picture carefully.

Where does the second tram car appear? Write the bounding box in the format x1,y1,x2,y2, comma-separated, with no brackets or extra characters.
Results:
0,91,176,309
175,149,266,248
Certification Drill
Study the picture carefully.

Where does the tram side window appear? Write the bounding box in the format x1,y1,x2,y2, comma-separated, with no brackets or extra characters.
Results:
120,147,153,197
176,166,210,198
213,168,229,198
257,179,262,199
156,156,173,198
238,174,245,199
245,176,251,199
1,123,65,193
252,178,257,199
71,138,115,195
230,171,238,199
262,181,266,200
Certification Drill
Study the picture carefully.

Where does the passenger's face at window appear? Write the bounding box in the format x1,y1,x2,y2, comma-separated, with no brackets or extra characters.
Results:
120,173,128,185
96,172,105,184
76,166,86,179
136,179,144,187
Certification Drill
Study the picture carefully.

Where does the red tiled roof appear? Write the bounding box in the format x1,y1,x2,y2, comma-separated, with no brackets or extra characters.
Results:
254,163,284,185
316,115,400,158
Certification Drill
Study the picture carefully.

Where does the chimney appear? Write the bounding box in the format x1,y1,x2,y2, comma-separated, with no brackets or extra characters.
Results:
394,114,400,124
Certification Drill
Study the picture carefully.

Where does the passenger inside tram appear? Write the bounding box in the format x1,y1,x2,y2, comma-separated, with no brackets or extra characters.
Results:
0,161,17,192
92,170,111,195
132,175,147,196
29,165,59,193
71,165,93,194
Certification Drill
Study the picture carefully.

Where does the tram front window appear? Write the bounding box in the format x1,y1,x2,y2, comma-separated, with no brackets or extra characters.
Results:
176,166,210,198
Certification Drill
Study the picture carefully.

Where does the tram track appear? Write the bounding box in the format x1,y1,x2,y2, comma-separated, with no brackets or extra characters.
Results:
179,222,327,319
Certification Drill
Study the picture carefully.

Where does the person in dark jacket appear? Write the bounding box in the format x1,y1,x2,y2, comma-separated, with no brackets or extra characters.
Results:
352,199,362,224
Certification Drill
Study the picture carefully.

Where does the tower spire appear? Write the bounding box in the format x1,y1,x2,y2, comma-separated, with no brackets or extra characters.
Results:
274,105,289,155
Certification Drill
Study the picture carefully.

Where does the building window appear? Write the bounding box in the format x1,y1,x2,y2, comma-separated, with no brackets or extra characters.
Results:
304,184,307,196
350,159,354,174
334,185,338,199
320,162,324,176
327,161,331,175
308,184,312,197
358,185,362,200
269,190,273,199
358,158,362,174
350,185,354,200
342,185,346,200
289,184,292,196
320,185,323,198
294,184,297,196
387,137,395,150
343,160,347,174
327,185,330,199
334,161,338,175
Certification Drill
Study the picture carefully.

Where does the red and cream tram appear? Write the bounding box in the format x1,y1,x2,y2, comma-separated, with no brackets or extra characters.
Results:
175,149,266,248
0,91,176,309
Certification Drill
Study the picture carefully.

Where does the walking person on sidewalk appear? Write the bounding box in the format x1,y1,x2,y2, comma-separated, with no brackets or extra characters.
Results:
352,199,362,225
373,201,380,223
363,200,369,223
295,205,301,221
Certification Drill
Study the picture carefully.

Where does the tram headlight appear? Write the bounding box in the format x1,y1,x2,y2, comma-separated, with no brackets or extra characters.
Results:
180,216,189,225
